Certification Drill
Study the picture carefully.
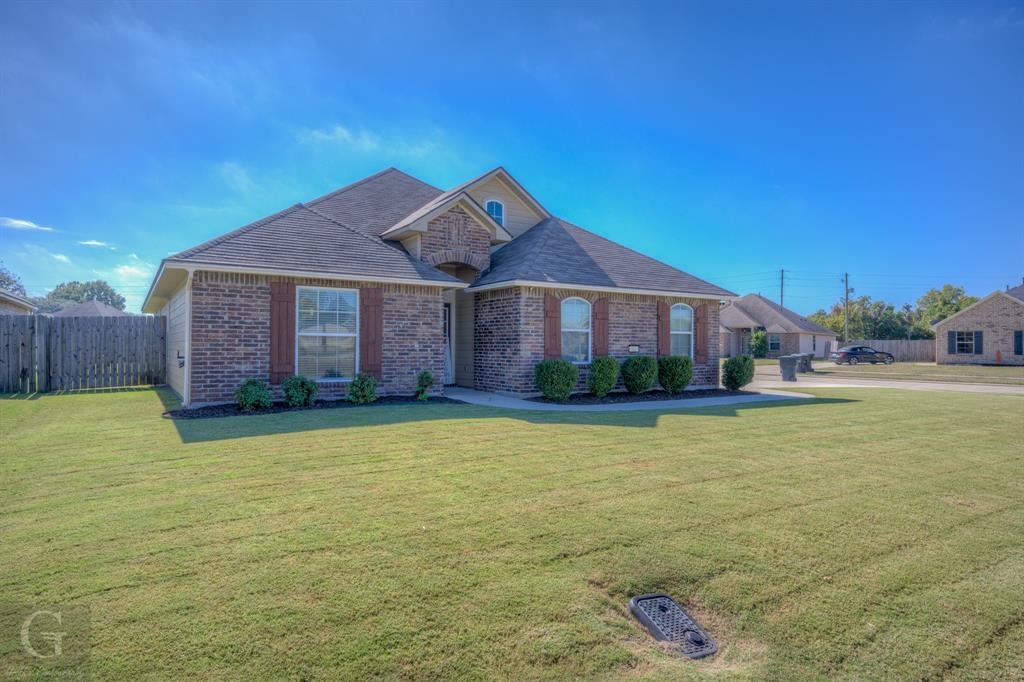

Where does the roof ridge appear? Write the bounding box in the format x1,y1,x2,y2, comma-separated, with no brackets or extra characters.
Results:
306,167,441,208
170,203,306,260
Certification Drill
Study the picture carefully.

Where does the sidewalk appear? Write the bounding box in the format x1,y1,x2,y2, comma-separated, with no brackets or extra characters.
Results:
445,386,812,412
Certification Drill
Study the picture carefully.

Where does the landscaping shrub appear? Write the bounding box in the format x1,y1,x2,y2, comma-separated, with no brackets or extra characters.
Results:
658,355,693,394
281,375,318,407
587,356,619,397
749,330,768,358
347,374,378,404
722,355,755,391
415,370,434,401
621,356,657,394
234,378,272,411
535,359,579,401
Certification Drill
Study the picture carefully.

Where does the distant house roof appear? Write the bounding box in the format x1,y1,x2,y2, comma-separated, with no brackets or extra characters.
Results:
1007,283,1024,302
51,300,129,317
721,294,836,335
932,285,1024,329
0,287,37,312
471,218,735,298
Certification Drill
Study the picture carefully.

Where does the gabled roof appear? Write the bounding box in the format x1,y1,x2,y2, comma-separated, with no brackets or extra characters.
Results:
931,288,1024,329
1007,283,1024,302
471,217,735,299
52,300,128,317
0,287,37,312
721,294,836,335
381,190,512,243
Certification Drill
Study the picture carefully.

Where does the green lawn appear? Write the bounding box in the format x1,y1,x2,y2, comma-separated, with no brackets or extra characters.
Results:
2,388,1022,679
812,362,1024,386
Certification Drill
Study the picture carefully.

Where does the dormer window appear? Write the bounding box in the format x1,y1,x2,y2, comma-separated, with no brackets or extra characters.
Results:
485,199,504,226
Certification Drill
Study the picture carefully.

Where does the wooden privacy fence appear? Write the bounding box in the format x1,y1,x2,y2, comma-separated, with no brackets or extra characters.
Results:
848,339,935,362
0,315,166,393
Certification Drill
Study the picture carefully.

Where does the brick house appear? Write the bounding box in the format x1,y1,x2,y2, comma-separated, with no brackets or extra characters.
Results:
142,167,736,406
932,283,1024,365
719,293,837,359
0,287,37,315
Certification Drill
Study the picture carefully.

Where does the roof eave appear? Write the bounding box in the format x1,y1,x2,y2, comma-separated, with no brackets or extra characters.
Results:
467,278,737,300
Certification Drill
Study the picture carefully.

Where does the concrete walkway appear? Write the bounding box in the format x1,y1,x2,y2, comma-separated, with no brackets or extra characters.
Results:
751,365,1024,395
445,386,812,412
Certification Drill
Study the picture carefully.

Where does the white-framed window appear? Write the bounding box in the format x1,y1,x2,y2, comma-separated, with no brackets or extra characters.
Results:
669,303,693,357
769,334,781,352
485,199,505,226
561,297,591,363
955,331,974,355
296,286,359,381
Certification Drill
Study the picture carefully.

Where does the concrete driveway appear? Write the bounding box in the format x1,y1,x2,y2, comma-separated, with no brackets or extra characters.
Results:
749,363,1024,395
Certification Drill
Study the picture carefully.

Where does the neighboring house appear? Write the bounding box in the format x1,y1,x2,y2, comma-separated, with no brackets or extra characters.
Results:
51,300,129,317
720,293,838,359
933,283,1024,365
0,287,37,315
142,167,736,407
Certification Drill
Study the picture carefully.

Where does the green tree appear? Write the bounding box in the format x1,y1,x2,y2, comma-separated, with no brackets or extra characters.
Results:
0,262,26,296
41,280,127,311
749,330,768,358
916,285,978,327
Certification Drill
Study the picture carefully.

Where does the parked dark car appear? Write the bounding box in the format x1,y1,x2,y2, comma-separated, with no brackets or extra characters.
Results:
831,345,895,365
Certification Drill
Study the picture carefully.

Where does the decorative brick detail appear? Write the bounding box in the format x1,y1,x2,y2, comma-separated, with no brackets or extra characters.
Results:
935,294,1024,365
420,207,491,272
188,271,444,405
474,286,721,395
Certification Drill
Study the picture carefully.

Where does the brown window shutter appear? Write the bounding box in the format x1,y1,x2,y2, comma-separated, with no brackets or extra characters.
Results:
657,301,670,356
269,281,296,383
359,287,383,379
695,303,708,364
544,293,561,360
593,297,609,357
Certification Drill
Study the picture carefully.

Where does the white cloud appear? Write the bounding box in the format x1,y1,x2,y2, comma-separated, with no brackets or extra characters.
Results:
115,265,150,277
79,239,116,249
218,161,257,194
297,123,446,160
51,253,71,264
2,217,55,232
110,253,155,280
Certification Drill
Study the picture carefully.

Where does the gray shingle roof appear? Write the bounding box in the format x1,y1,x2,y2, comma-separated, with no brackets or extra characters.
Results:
720,294,836,335
472,217,735,298
52,300,128,317
1006,283,1024,302
167,168,459,284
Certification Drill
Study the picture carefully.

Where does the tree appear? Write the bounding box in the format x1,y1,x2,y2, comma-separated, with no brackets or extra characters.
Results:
0,262,26,296
40,280,126,311
749,330,768,358
916,285,978,328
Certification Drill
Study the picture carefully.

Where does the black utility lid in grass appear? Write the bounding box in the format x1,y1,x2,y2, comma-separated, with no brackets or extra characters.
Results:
163,395,459,420
629,593,717,659
528,389,751,405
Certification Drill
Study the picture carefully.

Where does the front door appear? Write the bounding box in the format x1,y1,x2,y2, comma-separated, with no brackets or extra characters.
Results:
443,303,454,385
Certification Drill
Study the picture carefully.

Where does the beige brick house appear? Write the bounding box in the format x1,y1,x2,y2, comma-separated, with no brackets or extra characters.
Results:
719,293,837,359
933,284,1024,365
0,287,37,315
143,167,736,406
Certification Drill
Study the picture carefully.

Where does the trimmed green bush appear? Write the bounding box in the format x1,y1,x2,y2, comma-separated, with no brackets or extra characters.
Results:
234,378,272,411
658,355,693,394
622,356,657,394
415,370,434,401
722,355,755,391
587,356,619,397
535,359,579,401
281,375,318,407
347,374,378,404
749,330,769,358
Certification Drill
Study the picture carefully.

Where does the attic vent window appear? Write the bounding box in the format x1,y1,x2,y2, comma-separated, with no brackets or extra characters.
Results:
485,199,504,226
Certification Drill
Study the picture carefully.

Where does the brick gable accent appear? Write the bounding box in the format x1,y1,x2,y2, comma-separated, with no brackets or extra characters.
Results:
935,293,1024,365
419,207,491,273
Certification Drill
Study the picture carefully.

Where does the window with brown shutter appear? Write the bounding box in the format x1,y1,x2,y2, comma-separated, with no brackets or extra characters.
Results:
544,293,561,360
593,297,609,357
359,287,383,379
269,281,296,383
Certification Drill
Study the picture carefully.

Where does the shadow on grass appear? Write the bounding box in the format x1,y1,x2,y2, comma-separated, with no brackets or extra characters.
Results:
167,393,859,443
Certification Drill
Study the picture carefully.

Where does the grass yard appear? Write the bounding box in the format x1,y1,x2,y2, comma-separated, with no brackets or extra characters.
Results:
812,361,1024,386
2,387,1023,679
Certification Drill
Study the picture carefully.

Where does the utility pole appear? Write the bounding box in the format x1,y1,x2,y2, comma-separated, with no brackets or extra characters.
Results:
780,269,785,307
843,273,851,342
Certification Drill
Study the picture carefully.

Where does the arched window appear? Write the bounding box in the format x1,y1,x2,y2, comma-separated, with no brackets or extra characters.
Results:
485,199,504,226
561,297,591,363
670,303,693,357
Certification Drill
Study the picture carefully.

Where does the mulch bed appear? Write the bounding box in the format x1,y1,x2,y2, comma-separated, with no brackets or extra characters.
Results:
163,395,461,420
527,389,754,405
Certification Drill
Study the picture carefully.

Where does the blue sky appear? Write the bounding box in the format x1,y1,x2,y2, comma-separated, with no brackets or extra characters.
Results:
1,1,1021,313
